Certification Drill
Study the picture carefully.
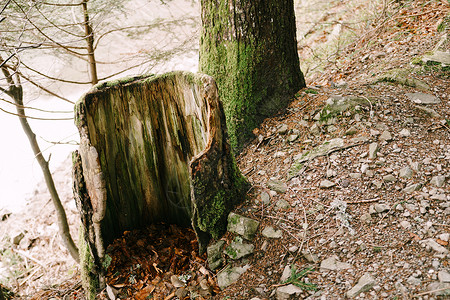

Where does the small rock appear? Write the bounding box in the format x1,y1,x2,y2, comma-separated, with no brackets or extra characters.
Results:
217,265,250,289
379,130,392,141
422,238,449,253
406,92,441,104
372,180,383,189
276,199,291,210
369,142,379,159
268,179,288,193
227,213,260,240
430,175,446,187
361,164,369,174
262,226,283,239
415,105,440,117
302,250,319,263
276,284,303,300
438,233,449,242
438,270,450,283
407,276,422,286
224,238,254,260
320,255,352,271
349,173,362,179
399,220,411,229
171,275,186,288
261,192,270,205
287,134,298,142
288,245,298,253
277,124,289,134
310,123,320,135
320,179,336,189
346,273,376,298
426,282,450,296
399,166,413,179
375,203,390,213
383,174,397,183
403,183,422,193
360,213,372,223
399,128,411,137
280,265,292,282
345,126,358,136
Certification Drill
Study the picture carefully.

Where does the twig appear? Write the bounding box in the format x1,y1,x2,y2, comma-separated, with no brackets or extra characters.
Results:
433,223,450,227
346,197,380,204
19,266,42,286
414,287,450,297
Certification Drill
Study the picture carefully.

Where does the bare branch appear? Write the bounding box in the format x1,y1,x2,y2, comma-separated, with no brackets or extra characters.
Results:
0,97,73,113
18,72,75,104
0,106,73,120
20,60,93,85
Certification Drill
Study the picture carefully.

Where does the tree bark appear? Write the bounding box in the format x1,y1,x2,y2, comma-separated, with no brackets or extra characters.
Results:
199,0,306,150
73,71,248,294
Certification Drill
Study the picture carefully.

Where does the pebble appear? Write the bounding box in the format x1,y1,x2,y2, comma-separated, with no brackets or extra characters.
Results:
320,255,353,271
399,220,411,229
171,275,186,288
369,143,379,159
430,175,446,187
383,174,397,182
438,270,450,283
399,128,411,137
260,192,270,205
422,238,449,253
399,166,413,179
346,273,376,298
277,124,289,134
403,183,422,193
276,199,291,210
262,226,283,239
374,203,389,213
379,130,392,141
406,276,422,286
320,179,336,188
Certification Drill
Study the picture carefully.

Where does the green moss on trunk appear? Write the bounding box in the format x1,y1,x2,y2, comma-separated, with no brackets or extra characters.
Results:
200,0,306,150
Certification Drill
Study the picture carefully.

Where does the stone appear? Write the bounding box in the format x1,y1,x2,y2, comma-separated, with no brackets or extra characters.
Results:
291,138,344,165
287,134,298,142
423,50,450,64
399,220,411,229
224,238,254,260
422,238,449,253
438,233,450,242
361,164,369,174
276,199,291,210
383,174,397,183
260,192,270,205
310,123,320,135
302,250,319,263
377,68,430,91
288,245,298,253
280,265,292,282
227,213,260,240
374,203,389,213
426,282,450,296
430,175,446,187
407,276,421,286
175,288,188,299
320,179,336,189
414,105,440,117
276,284,303,300
346,273,376,298
360,213,372,223
217,265,250,289
399,128,411,137
320,255,352,271
403,183,422,193
369,142,379,159
379,130,392,141
277,124,289,134
171,275,186,288
406,92,441,104
349,173,362,179
267,179,288,194
438,270,450,283
207,240,225,270
345,126,358,136
399,166,413,179
262,226,283,239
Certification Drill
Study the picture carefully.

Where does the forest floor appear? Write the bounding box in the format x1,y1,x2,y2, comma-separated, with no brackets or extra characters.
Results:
0,0,449,299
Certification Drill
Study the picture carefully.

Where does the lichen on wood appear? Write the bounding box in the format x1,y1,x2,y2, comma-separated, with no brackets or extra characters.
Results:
72,71,248,292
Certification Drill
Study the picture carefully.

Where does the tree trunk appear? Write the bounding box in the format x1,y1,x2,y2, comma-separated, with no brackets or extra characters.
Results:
199,0,306,150
73,72,248,295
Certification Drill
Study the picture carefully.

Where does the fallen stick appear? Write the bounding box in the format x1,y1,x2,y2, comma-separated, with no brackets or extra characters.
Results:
12,248,46,269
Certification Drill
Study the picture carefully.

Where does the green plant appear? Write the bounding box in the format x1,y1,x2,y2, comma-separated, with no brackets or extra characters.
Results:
283,266,318,291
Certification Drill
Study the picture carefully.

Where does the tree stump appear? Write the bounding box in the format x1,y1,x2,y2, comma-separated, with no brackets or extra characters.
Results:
72,72,248,293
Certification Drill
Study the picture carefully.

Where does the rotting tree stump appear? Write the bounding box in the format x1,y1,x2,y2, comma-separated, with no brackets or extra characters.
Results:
72,71,248,293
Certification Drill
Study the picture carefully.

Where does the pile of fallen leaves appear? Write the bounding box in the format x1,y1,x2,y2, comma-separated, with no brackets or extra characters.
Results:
100,223,219,299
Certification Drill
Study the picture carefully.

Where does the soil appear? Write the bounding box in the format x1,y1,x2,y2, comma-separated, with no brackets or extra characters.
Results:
0,0,449,299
